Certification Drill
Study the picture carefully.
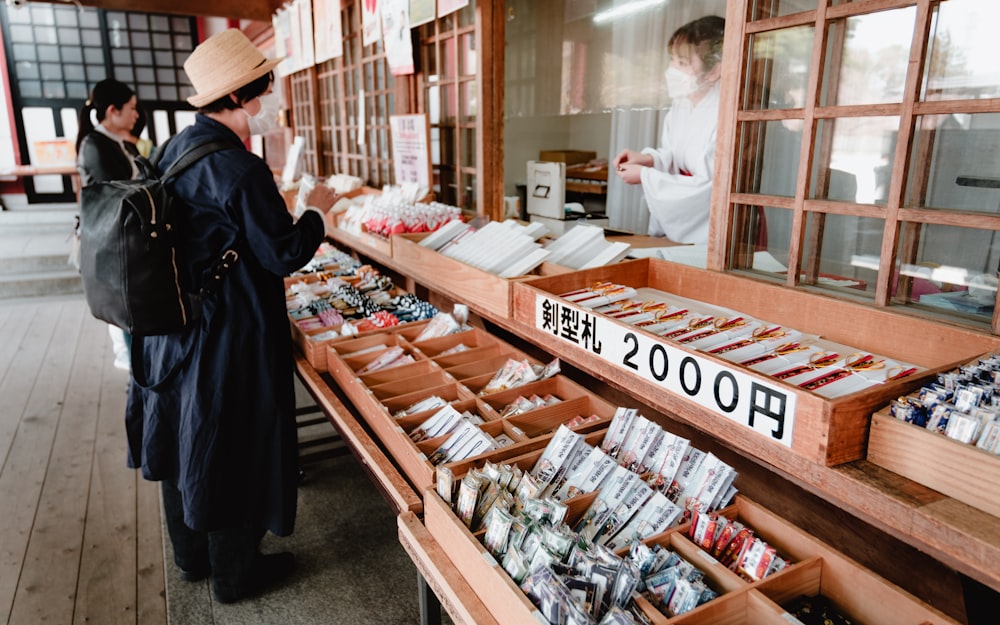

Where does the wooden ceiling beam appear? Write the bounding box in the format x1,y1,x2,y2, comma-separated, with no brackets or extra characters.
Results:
61,0,282,22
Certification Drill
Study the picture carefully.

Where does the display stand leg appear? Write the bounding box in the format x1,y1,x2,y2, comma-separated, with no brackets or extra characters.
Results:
417,571,442,625
961,574,1000,622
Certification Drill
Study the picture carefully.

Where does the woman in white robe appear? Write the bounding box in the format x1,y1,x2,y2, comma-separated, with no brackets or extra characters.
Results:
612,16,726,244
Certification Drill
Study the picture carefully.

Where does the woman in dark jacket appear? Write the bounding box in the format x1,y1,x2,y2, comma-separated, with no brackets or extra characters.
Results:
125,29,336,604
75,79,140,186
75,78,140,370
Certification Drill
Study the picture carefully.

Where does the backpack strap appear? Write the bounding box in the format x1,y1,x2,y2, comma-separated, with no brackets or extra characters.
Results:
161,139,234,182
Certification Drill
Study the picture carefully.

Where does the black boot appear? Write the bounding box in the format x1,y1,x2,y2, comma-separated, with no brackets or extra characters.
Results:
209,527,295,604
161,482,211,582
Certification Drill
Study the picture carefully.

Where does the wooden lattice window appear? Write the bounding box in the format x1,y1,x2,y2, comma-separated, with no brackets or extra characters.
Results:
415,2,480,211
716,0,1000,332
285,1,397,186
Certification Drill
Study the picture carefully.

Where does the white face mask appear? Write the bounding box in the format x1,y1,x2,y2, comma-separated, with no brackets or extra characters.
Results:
245,93,280,135
664,67,697,99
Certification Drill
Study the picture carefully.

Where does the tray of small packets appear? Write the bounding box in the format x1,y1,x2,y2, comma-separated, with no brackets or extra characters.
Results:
423,408,961,625
286,257,439,371
510,258,1000,466
869,353,1000,518
322,311,618,493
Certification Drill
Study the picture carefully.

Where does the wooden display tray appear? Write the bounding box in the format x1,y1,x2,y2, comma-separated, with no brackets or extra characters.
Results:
324,325,617,492
289,312,431,372
867,410,1000,518
510,258,1000,466
392,233,572,318
423,483,960,625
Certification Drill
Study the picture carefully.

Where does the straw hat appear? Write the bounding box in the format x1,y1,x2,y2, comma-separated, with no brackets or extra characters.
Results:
184,29,281,107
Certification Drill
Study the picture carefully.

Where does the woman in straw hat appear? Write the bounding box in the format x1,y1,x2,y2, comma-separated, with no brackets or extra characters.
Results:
124,29,337,604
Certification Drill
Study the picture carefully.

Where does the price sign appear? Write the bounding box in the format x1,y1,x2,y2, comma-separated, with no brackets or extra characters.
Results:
535,295,797,447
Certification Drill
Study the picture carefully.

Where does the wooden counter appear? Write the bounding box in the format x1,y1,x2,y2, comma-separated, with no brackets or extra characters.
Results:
328,233,1000,605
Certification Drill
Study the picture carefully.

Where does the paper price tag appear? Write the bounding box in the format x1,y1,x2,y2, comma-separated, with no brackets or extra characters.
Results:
535,295,797,447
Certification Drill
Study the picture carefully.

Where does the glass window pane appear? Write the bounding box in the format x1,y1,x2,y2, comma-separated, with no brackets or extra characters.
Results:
811,116,898,204
111,49,131,65
128,14,148,30
37,45,59,62
64,64,85,81
460,80,476,119
136,67,155,83
113,66,132,83
55,8,79,27
894,222,998,324
744,26,813,111
461,127,475,168
58,28,81,46
749,0,817,20
16,62,39,80
87,65,106,82
150,16,170,31
62,47,82,63
131,31,151,49
459,33,476,76
736,120,802,197
79,10,99,29
802,212,883,297
67,82,88,100
137,84,158,101
133,50,153,66
820,9,915,107
441,83,456,122
81,29,102,47
34,25,57,44
923,0,1000,100
19,81,42,98
155,51,173,67
907,113,1000,214
9,24,33,42
153,33,172,49
42,81,66,99
13,44,36,61
729,205,793,273
40,63,62,80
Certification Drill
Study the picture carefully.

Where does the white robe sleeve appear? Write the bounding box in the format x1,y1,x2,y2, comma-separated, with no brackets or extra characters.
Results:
637,86,720,244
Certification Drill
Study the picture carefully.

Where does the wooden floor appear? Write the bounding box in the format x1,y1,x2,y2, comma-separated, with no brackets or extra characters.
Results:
0,295,166,625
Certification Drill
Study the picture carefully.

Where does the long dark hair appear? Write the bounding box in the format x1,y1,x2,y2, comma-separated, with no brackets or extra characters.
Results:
75,79,135,152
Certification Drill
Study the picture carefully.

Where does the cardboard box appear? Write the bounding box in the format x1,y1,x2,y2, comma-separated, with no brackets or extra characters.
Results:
539,150,596,166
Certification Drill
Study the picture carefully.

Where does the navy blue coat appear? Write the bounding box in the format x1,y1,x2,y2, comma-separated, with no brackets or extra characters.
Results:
126,115,324,536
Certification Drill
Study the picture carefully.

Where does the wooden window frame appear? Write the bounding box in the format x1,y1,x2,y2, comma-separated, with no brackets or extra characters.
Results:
712,0,1000,334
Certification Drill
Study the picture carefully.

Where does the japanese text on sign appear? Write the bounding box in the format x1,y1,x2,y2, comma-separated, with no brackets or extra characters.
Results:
536,295,796,446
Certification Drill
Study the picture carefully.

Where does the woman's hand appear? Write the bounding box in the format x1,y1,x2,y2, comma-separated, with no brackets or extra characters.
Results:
305,184,338,213
611,149,652,170
615,162,645,185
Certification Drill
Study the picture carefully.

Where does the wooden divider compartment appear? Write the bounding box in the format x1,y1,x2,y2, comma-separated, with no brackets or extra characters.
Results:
431,343,508,369
396,398,501,434
867,409,1000,518
410,326,501,357
510,258,1000,466
392,232,572,318
425,474,961,625
357,359,440,388
367,370,458,401
289,320,343,370
443,353,531,383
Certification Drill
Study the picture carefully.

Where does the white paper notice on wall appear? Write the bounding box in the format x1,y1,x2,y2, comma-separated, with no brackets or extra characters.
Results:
526,160,565,219
282,136,305,186
358,89,366,146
